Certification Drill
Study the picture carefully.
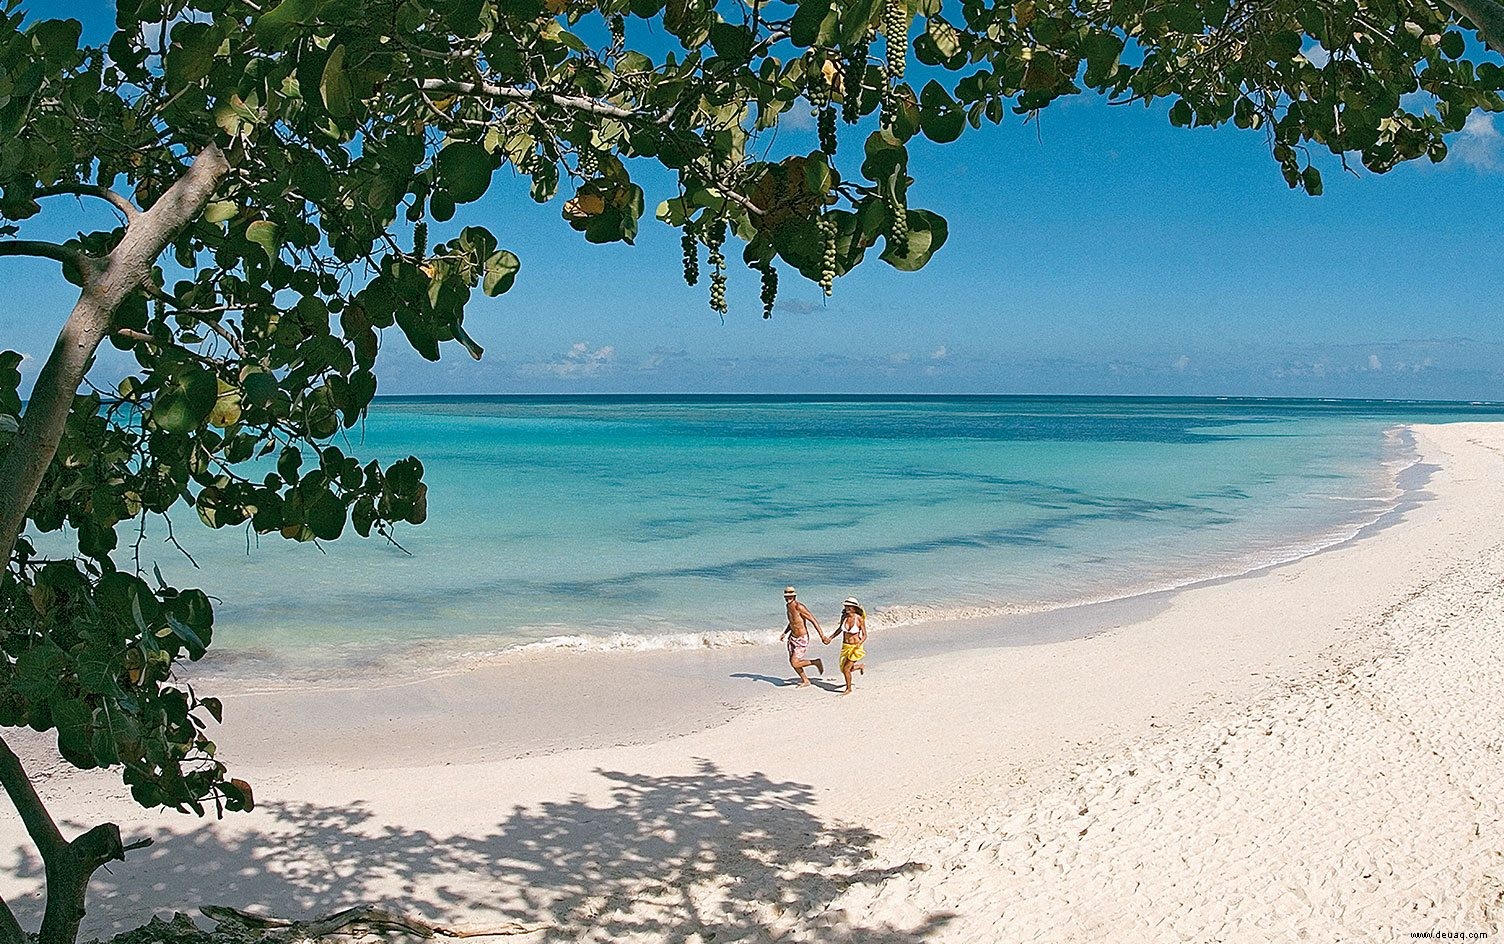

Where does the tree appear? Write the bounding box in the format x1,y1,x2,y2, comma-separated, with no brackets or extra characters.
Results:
0,0,1499,940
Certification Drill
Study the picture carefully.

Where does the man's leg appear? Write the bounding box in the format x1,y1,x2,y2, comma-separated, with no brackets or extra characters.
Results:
795,655,823,676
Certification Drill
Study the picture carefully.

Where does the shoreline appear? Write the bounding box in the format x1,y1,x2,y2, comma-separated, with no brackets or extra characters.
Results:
190,424,1421,695
3,421,1502,941
180,429,1435,771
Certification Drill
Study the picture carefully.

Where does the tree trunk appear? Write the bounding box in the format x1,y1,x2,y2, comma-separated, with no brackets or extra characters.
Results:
38,825,126,944
0,143,229,567
1443,0,1504,52
0,738,128,944
0,145,229,944
0,896,23,944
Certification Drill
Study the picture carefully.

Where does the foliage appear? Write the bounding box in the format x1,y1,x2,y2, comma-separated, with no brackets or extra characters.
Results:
0,0,1500,938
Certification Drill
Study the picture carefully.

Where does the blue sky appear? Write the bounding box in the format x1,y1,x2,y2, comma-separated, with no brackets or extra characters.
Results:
7,1,1504,399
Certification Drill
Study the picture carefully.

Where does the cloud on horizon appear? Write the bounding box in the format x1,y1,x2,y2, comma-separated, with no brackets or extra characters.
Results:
520,342,617,378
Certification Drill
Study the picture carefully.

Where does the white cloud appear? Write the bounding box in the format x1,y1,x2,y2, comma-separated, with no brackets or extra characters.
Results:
783,107,817,131
930,345,948,361
638,347,688,372
522,342,616,378
1454,112,1503,172
887,352,911,365
1367,354,1383,370
1173,354,1190,371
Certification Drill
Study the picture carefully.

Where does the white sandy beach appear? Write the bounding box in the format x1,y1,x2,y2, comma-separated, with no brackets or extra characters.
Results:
4,421,1504,942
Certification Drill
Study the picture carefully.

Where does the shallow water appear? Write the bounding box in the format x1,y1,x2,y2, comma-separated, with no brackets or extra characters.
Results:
130,395,1504,678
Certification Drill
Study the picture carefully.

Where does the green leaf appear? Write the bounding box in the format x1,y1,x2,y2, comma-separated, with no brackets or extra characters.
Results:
304,488,345,541
203,201,238,224
452,321,484,360
438,142,497,204
14,645,67,703
164,614,208,658
152,365,217,434
1082,31,1125,86
28,18,82,54
54,699,95,767
165,21,219,89
77,649,124,697
880,209,948,270
321,44,354,117
841,0,879,45
919,81,964,143
256,0,324,46
482,250,521,296
925,16,961,58
790,0,833,46
246,220,279,261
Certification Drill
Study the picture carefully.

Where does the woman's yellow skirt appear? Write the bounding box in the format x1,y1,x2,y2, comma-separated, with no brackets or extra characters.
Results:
840,643,866,664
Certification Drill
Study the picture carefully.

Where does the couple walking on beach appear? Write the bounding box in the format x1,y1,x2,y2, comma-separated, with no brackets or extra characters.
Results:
780,587,868,695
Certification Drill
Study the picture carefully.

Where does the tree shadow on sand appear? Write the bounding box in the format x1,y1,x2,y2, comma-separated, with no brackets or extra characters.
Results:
54,760,950,943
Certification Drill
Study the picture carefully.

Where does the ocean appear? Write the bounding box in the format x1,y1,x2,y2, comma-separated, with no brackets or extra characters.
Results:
142,395,1504,680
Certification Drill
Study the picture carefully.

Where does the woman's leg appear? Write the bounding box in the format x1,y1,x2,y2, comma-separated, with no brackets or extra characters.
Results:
841,659,854,694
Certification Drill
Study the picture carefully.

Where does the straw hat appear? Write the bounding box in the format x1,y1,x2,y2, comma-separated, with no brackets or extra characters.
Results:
783,586,797,597
842,597,860,608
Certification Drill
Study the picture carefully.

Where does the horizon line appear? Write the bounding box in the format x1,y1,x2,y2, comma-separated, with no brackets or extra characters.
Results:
367,392,1504,406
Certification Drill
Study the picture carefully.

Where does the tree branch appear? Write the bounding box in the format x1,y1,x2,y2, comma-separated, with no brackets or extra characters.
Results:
0,144,230,568
140,283,248,356
34,185,141,222
0,735,69,863
1442,0,1504,52
418,78,638,119
112,327,226,368
0,240,90,270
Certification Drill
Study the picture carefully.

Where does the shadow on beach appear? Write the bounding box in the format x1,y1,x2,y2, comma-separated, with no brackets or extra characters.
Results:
29,760,949,943
729,672,845,692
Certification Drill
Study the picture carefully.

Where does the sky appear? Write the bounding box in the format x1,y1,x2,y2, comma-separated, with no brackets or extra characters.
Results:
6,1,1504,399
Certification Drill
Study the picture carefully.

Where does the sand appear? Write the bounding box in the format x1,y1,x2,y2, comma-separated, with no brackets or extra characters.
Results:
3,422,1503,942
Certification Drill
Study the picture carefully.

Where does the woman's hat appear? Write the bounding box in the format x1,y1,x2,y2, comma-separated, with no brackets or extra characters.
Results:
842,597,860,608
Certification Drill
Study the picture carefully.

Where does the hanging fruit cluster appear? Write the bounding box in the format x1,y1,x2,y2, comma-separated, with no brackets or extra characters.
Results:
888,191,908,252
706,219,727,315
681,225,699,287
883,0,908,80
818,106,838,154
818,215,837,296
807,55,838,155
413,220,428,260
577,147,598,178
759,263,778,319
843,40,868,124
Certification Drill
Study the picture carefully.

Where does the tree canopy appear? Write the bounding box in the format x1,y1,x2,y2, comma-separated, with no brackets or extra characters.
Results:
0,0,1499,939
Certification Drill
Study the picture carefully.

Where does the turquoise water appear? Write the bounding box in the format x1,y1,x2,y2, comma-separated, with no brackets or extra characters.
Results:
138,396,1504,678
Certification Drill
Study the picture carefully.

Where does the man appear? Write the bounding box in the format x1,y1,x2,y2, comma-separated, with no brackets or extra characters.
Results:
779,586,826,686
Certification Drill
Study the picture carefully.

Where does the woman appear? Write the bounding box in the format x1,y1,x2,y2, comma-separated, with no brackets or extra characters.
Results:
833,597,868,695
